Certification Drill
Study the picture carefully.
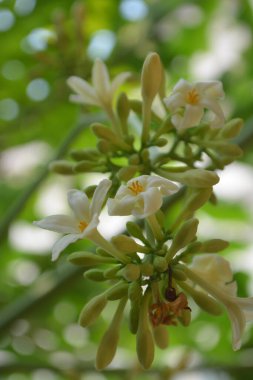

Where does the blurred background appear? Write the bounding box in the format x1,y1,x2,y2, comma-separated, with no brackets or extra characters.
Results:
1,0,253,379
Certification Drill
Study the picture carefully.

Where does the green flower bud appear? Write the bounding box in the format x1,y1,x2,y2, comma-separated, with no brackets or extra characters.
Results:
120,263,140,281
158,168,219,188
97,139,116,154
220,118,243,139
183,187,212,216
141,52,162,104
70,148,100,161
129,154,140,165
68,251,116,266
201,239,229,253
112,234,149,254
117,166,139,181
153,257,168,272
140,262,154,276
215,142,243,158
129,301,140,334
49,160,74,175
104,264,122,279
84,269,105,281
106,281,129,301
74,160,100,172
153,325,169,349
136,290,154,369
172,268,187,281
92,123,132,151
128,281,143,302
126,222,150,245
79,293,107,327
155,137,168,147
168,218,199,259
96,297,127,370
116,92,130,131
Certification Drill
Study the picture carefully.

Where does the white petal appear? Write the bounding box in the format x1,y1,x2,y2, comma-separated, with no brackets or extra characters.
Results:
67,190,90,221
180,105,203,129
90,179,112,216
52,233,81,261
138,187,163,217
83,214,99,237
146,175,178,195
107,196,136,216
110,72,131,94
33,215,78,234
67,76,99,105
164,92,185,111
226,302,245,351
92,59,111,102
173,79,192,93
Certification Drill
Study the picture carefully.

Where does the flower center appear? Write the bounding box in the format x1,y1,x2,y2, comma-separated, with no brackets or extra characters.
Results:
186,89,199,105
128,180,144,195
78,220,88,232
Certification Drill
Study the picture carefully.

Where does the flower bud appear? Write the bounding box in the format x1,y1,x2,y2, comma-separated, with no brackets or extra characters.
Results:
129,153,140,165
74,160,100,172
96,298,127,370
116,92,130,129
126,222,149,245
129,301,140,334
182,187,212,217
153,325,169,349
49,160,74,175
201,239,229,253
106,281,129,300
215,142,243,158
92,123,132,151
68,251,116,266
79,293,107,327
155,137,168,147
128,281,142,302
84,269,105,281
117,166,139,181
172,268,187,281
120,263,140,281
220,118,243,139
104,264,122,279
153,257,168,272
178,308,191,326
141,52,162,104
70,148,100,161
140,262,154,276
97,139,116,153
168,218,199,258
136,290,154,369
173,169,219,188
112,234,149,254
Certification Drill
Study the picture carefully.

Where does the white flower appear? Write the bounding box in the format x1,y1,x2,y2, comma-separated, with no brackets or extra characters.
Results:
67,59,131,110
164,79,225,131
185,254,253,350
34,179,111,261
107,175,178,218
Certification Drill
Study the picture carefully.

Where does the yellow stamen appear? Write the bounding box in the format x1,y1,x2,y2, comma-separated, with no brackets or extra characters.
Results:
186,89,199,105
128,180,144,195
79,220,88,232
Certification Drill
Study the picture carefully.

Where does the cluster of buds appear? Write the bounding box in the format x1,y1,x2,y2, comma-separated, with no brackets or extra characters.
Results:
34,53,252,370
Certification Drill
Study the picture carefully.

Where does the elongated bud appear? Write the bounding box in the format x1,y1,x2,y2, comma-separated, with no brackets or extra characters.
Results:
74,160,100,172
220,118,243,138
79,293,107,327
97,139,116,153
201,239,229,253
153,325,169,349
141,52,162,103
70,148,100,161
184,188,212,215
181,282,223,316
136,290,154,369
104,264,122,279
96,297,127,370
172,268,187,281
112,235,149,254
106,281,129,300
126,221,150,245
116,92,130,133
161,168,219,188
120,263,140,281
168,218,199,258
92,123,131,151
49,160,74,175
117,166,139,181
129,301,140,334
128,281,142,302
155,137,168,147
84,269,105,281
140,262,154,276
68,251,116,266
215,142,243,157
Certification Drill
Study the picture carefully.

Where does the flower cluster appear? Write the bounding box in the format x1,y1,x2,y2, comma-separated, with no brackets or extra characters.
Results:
34,53,251,370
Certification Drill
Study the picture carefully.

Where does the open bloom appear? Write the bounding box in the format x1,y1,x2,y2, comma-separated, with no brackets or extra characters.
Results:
34,179,111,261
184,254,253,350
107,175,178,218
67,59,131,110
164,79,225,131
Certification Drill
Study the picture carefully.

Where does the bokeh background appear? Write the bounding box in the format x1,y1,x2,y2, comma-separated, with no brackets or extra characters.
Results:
1,0,253,379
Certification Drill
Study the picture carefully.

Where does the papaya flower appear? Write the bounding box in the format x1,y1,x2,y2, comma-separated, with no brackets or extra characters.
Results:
67,59,131,110
164,79,225,131
107,175,178,218
34,179,112,261
181,254,253,350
